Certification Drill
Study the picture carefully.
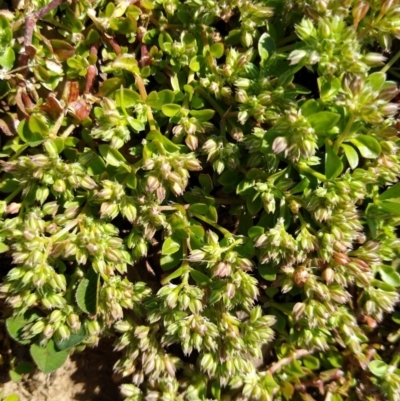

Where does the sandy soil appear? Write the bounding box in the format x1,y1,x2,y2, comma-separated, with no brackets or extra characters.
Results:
0,337,123,401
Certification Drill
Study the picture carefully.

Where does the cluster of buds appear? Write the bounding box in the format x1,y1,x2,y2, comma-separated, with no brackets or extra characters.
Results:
271,109,318,161
142,152,202,200
1,154,97,201
289,17,385,75
172,115,213,150
94,180,137,222
202,136,240,174
22,306,82,345
336,72,399,124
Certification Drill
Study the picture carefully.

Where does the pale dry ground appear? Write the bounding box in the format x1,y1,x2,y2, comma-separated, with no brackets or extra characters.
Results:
0,339,122,401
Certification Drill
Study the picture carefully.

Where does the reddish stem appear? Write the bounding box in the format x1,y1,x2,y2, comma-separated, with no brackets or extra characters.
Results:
20,0,65,68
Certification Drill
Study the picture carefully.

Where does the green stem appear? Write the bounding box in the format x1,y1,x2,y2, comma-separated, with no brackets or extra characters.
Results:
268,301,293,316
5,186,23,203
51,220,79,242
195,86,225,117
381,49,400,74
65,268,82,304
195,86,235,132
276,43,297,53
9,144,29,161
297,163,327,182
297,212,319,235
191,212,233,238
333,115,355,154
388,69,400,79
134,74,157,131
276,33,298,46
60,124,76,139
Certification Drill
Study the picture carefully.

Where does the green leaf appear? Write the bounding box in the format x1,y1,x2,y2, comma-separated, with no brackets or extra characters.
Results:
259,264,278,281
318,76,341,101
290,177,309,194
303,355,320,370
162,236,181,255
380,200,400,215
198,174,213,193
380,182,400,200
99,144,127,166
54,325,87,351
301,99,323,117
28,114,49,136
6,311,41,344
50,39,76,61
0,47,15,70
158,32,173,52
325,143,343,180
3,395,20,401
281,381,294,400
161,103,181,117
111,55,139,74
210,43,224,58
308,112,340,133
0,242,9,253
379,265,400,287
350,135,381,159
18,120,43,146
246,195,263,216
30,340,68,374
189,56,205,72
258,32,276,61
161,266,185,284
341,144,359,169
248,226,264,240
366,72,386,92
115,88,141,108
79,149,106,175
264,373,279,389
160,248,182,271
75,268,99,315
99,78,124,97
9,362,34,382
146,90,175,110
190,269,211,285
188,203,209,214
368,360,389,377
189,109,215,122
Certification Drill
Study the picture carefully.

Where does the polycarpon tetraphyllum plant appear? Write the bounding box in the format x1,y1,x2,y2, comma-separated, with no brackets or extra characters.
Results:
2,0,400,400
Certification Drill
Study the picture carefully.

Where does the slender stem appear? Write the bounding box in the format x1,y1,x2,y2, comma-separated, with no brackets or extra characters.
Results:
134,74,157,131
276,43,297,53
20,0,65,67
297,212,319,235
195,86,226,117
297,163,327,182
5,187,23,203
276,33,298,47
268,301,293,315
267,349,314,375
333,115,355,154
49,112,65,138
214,198,245,205
60,124,76,139
381,49,400,74
51,220,79,242
9,144,29,161
191,212,233,238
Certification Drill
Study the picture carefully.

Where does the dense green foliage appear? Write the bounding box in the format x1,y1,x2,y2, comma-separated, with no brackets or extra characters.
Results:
2,0,400,400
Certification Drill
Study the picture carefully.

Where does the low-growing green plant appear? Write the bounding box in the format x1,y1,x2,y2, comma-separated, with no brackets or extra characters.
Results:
2,0,400,400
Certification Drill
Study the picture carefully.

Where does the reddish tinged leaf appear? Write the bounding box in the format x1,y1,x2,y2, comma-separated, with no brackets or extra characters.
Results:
69,100,91,121
50,39,76,61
